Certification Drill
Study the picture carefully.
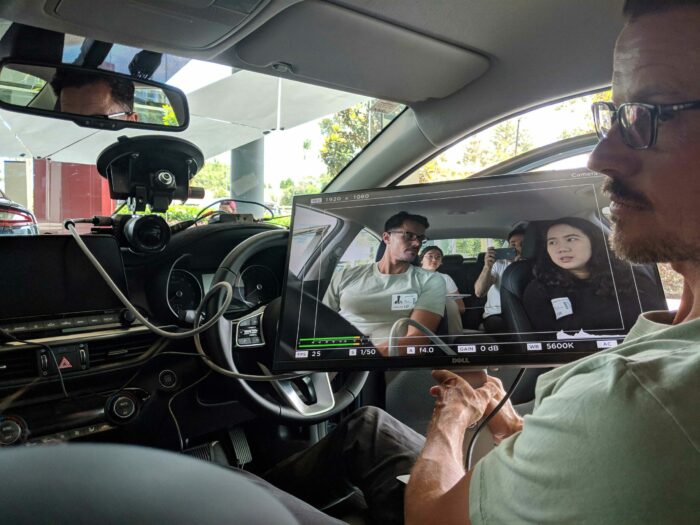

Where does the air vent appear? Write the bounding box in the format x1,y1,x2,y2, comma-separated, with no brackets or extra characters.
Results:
0,347,38,382
88,333,161,367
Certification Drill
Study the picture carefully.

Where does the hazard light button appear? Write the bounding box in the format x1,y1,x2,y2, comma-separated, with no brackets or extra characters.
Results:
37,344,89,376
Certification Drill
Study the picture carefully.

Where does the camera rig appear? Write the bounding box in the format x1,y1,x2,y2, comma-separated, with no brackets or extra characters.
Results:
96,135,204,213
88,135,206,253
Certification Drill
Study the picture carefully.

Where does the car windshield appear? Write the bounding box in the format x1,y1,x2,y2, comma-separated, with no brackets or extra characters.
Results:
0,30,405,233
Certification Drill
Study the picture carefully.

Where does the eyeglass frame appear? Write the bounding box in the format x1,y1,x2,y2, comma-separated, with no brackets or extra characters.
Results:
592,100,700,150
387,230,428,245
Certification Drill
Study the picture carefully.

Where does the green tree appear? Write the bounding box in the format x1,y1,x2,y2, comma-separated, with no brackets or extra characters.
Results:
555,90,612,139
279,176,324,206
318,101,403,179
460,120,533,175
161,104,178,127
411,154,462,184
190,160,230,198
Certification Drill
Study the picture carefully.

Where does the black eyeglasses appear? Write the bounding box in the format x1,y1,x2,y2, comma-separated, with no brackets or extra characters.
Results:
592,100,700,150
388,230,428,245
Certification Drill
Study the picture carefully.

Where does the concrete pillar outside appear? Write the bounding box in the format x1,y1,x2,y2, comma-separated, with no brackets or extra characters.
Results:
230,138,265,219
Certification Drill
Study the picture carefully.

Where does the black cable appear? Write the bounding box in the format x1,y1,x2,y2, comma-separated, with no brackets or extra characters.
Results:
466,368,526,471
167,370,212,451
0,328,69,398
193,198,275,220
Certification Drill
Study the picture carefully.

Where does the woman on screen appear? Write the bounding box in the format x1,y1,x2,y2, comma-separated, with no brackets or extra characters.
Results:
419,245,465,336
420,246,466,314
522,217,642,333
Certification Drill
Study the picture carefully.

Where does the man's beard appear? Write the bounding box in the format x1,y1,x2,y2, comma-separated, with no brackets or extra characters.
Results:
609,221,700,263
603,178,700,263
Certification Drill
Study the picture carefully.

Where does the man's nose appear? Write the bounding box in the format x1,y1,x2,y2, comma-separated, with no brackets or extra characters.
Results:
587,122,641,178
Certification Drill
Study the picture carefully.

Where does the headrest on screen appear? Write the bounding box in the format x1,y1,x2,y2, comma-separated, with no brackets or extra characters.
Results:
441,254,464,266
521,222,544,261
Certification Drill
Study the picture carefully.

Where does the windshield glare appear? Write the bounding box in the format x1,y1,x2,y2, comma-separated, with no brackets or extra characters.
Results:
0,32,404,233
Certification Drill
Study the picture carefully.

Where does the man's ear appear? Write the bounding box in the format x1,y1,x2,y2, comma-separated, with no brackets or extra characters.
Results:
382,231,391,244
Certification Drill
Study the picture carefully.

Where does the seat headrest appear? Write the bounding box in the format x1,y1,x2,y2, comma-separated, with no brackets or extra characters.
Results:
521,222,544,261
441,254,464,265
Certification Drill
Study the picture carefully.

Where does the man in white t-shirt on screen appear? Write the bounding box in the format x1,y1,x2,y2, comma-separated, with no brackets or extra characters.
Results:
473,227,525,333
323,211,446,356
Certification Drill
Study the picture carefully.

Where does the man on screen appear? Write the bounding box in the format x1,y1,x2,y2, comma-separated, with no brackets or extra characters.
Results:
323,211,446,356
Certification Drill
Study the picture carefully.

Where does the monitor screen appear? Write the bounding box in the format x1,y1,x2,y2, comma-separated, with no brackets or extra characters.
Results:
273,170,667,371
0,235,129,323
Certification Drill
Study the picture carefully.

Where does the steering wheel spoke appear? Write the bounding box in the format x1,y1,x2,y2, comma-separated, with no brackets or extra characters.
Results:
257,364,336,416
203,229,368,422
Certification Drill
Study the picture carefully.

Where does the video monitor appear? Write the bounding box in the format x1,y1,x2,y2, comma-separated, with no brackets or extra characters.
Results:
273,170,667,371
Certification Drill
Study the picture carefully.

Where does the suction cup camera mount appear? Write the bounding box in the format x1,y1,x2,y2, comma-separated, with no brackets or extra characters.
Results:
97,135,204,213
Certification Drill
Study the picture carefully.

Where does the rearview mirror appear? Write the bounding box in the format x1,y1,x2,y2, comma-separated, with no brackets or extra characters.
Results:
0,59,189,131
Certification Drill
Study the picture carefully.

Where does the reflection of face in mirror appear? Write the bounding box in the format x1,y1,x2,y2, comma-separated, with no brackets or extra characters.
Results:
546,223,593,279
51,71,139,122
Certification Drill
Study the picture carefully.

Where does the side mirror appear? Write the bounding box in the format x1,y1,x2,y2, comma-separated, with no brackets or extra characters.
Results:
0,58,189,132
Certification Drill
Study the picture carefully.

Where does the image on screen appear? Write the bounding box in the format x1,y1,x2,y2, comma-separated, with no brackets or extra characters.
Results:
273,170,667,371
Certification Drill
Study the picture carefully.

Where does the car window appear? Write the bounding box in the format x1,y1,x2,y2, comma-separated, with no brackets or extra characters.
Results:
658,263,682,310
336,228,381,271
0,26,405,235
288,206,339,277
427,238,507,259
399,90,611,186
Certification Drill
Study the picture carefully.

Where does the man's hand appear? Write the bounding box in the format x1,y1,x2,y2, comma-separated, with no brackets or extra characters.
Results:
405,370,498,525
428,370,493,432
481,375,524,443
484,247,496,270
474,248,497,297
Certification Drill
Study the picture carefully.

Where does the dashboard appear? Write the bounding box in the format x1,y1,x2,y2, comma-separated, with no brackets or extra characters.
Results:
0,221,286,449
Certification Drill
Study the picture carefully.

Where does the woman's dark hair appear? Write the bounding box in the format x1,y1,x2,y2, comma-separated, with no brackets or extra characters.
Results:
533,217,628,297
419,245,443,264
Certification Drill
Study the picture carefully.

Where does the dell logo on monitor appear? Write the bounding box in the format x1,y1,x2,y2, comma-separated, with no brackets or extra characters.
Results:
451,357,471,364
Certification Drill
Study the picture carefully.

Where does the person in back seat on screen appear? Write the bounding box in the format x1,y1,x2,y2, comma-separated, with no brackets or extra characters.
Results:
419,246,466,314
523,217,642,333
473,227,525,333
322,211,446,356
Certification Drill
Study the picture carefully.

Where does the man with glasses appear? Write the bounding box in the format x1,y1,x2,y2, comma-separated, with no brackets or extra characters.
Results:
323,211,446,357
406,2,700,524
51,69,139,122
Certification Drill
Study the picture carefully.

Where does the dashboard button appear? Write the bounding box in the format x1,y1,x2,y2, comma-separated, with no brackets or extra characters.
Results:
0,419,23,446
158,370,178,390
108,395,137,421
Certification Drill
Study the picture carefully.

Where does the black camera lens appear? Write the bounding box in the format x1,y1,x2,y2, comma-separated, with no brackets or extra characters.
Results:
123,215,170,253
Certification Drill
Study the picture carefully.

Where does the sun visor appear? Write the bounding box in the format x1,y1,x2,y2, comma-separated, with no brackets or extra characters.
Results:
234,1,490,104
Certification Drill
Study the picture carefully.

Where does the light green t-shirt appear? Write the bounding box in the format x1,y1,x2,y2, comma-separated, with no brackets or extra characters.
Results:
322,263,446,346
470,311,700,524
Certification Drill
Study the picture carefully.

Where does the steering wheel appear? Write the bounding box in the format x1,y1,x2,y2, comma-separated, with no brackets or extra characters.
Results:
203,229,368,423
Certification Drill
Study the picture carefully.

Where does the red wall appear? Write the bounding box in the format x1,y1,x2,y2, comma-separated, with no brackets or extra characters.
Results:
33,160,113,222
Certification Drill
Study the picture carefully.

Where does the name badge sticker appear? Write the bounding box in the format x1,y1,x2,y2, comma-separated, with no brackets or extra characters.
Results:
391,293,418,311
551,297,573,320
